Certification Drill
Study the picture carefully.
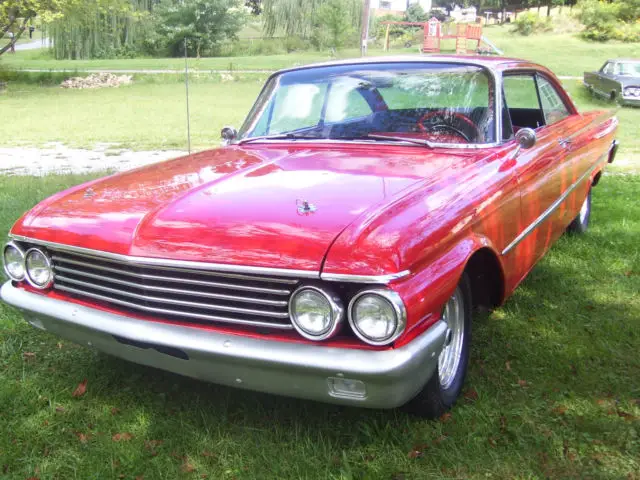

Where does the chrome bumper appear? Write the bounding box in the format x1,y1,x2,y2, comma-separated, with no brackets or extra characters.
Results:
1,282,446,408
621,97,640,107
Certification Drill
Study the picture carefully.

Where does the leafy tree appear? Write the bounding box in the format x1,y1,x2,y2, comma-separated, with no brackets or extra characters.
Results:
312,0,354,49
1,0,67,56
404,3,428,22
262,0,360,38
245,0,261,15
152,0,246,57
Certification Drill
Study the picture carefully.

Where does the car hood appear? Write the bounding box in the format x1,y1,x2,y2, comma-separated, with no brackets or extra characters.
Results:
12,144,479,272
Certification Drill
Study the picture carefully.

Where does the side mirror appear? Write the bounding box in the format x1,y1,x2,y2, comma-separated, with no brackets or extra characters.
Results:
221,126,237,145
515,128,536,150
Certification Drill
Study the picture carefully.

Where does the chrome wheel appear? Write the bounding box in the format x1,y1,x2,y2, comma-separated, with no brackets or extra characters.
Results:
579,194,589,224
438,287,465,390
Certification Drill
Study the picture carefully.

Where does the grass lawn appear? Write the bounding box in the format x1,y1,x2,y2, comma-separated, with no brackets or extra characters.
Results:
1,26,639,76
0,172,639,479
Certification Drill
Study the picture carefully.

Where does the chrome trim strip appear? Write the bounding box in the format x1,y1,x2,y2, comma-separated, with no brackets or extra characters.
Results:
347,289,407,346
321,270,411,284
288,286,344,341
501,160,601,256
54,284,294,329
55,276,289,318
51,257,292,296
9,235,320,280
53,267,288,307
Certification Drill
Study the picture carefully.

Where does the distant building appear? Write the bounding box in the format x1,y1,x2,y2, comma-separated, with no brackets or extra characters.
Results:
371,0,433,16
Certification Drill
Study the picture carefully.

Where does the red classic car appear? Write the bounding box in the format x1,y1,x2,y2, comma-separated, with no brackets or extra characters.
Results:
2,56,619,417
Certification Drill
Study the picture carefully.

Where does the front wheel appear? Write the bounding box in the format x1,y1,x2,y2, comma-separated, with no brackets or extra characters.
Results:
404,273,472,418
567,189,591,234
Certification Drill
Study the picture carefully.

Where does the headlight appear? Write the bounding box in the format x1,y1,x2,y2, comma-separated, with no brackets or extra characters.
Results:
25,248,54,289
289,287,343,340
348,290,406,346
624,87,640,97
3,242,26,281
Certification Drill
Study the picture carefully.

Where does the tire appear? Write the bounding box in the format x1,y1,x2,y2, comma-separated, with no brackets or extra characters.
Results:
403,273,472,418
567,188,591,234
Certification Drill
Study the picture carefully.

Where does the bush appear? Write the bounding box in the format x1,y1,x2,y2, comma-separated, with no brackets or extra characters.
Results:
577,0,640,42
511,12,552,36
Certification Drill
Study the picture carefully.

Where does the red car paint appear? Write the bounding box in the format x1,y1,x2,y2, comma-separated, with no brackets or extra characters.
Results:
9,57,618,349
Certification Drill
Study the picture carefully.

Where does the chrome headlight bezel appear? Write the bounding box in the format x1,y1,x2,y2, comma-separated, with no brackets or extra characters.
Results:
3,241,26,281
348,289,407,346
24,247,54,290
288,286,344,341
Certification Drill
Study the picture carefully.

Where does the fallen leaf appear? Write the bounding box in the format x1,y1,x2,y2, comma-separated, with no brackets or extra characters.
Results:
439,412,452,423
110,407,120,415
407,449,423,459
75,432,90,444
23,352,36,360
202,450,216,458
616,410,637,421
488,437,497,447
72,379,87,398
56,342,64,349
181,460,195,472
112,432,133,442
135,476,144,480
552,405,568,415
505,361,511,371
596,399,607,406
55,406,65,413
463,388,479,402
517,379,528,387
432,435,447,445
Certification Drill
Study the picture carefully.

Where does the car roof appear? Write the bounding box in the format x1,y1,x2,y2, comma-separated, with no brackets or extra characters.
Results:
606,58,640,63
274,55,549,76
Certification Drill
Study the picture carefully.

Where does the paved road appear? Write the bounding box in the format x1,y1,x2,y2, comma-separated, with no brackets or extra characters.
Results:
15,38,52,51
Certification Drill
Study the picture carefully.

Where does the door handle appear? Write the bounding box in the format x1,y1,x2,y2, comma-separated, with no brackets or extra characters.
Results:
559,138,572,148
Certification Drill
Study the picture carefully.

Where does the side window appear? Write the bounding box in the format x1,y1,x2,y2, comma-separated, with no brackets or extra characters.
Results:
537,77,570,125
503,74,544,130
503,75,539,109
602,62,615,75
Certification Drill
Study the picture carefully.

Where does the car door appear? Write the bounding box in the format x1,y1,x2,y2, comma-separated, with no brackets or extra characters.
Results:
502,72,569,278
599,62,620,100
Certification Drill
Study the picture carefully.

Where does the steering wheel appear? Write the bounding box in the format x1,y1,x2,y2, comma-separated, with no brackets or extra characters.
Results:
416,111,481,142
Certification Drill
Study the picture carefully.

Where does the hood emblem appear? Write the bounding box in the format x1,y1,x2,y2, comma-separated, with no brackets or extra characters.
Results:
297,199,317,215
83,188,96,199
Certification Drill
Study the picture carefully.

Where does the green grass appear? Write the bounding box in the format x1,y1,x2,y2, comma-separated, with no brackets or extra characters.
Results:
0,173,639,479
1,26,639,76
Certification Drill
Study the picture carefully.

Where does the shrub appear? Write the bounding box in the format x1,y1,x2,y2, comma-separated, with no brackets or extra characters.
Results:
511,12,552,36
577,0,640,42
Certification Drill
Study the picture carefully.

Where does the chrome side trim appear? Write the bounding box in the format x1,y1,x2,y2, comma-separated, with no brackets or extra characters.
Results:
321,270,411,284
55,276,289,318
53,266,288,306
501,160,601,255
54,284,294,329
9,235,320,279
52,257,293,296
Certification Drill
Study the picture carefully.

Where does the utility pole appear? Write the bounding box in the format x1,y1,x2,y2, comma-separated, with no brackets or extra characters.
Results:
360,0,371,57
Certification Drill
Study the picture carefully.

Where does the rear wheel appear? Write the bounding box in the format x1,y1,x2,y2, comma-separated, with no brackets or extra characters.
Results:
568,189,591,234
404,273,472,418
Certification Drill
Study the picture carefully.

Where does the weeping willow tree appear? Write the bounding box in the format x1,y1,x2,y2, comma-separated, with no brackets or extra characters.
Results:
262,0,361,38
46,0,154,59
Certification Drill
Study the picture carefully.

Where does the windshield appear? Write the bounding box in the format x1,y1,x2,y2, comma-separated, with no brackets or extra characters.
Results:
618,62,640,77
238,62,496,146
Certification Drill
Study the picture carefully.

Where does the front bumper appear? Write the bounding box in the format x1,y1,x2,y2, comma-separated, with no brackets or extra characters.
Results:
1,281,446,409
621,97,640,107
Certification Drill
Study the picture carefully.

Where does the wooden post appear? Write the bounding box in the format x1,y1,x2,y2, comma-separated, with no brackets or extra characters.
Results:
384,24,390,52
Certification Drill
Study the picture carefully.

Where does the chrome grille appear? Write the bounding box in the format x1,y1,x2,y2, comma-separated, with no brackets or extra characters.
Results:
50,250,299,330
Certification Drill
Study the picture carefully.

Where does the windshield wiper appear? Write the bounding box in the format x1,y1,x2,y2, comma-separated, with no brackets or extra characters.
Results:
237,133,324,145
363,134,435,148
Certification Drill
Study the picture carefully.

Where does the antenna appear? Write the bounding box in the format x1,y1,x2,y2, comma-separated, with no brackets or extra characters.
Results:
184,36,192,155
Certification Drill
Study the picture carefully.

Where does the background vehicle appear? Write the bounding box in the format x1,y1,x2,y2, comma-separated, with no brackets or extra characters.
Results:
584,58,640,107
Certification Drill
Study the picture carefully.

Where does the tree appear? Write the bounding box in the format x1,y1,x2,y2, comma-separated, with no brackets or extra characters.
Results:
262,0,360,38
313,0,353,49
245,0,261,15
153,0,246,57
404,3,428,22
1,0,66,56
